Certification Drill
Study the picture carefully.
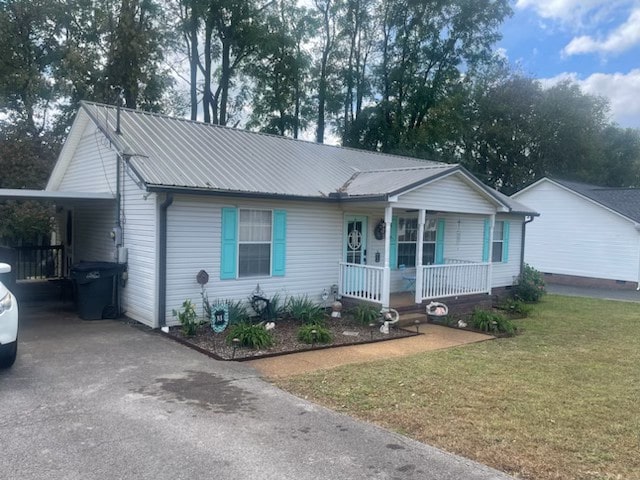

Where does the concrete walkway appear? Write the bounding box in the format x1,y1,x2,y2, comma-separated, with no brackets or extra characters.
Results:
547,284,640,302
248,324,492,378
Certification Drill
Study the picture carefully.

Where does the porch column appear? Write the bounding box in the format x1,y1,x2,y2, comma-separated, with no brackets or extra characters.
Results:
487,214,495,294
382,205,393,309
415,209,425,303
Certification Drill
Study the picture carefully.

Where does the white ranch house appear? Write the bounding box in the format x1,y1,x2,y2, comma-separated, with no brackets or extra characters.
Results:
15,102,536,328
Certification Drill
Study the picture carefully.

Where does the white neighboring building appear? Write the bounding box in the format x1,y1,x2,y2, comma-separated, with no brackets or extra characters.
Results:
512,177,640,289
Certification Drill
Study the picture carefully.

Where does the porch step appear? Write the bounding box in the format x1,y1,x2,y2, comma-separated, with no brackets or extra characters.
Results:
398,312,427,327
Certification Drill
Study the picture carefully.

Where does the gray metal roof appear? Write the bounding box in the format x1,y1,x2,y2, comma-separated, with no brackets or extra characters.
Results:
554,179,640,223
79,102,534,214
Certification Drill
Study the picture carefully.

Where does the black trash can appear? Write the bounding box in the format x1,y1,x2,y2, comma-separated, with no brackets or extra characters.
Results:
71,262,124,320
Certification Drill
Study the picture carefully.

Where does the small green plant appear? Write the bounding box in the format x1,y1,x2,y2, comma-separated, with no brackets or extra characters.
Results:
514,264,546,303
297,323,332,344
471,309,515,336
226,322,274,349
351,304,380,325
498,297,533,317
172,299,200,336
287,295,325,324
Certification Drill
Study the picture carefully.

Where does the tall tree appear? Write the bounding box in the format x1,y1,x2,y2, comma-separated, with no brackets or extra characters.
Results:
247,0,314,137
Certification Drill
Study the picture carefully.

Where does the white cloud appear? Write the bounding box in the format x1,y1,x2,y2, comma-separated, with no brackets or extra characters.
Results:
563,7,640,55
540,69,640,127
515,0,624,22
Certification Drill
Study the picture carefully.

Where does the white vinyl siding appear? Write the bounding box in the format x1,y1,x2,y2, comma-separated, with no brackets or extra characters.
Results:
73,204,115,263
492,216,522,288
164,196,342,326
514,180,640,283
57,122,117,193
395,174,497,214
119,174,157,326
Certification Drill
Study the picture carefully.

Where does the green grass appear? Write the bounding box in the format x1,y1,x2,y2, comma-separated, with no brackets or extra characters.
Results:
276,295,640,480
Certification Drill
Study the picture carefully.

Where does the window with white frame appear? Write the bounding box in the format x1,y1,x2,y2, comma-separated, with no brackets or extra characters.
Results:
397,217,437,266
492,220,504,263
238,209,272,277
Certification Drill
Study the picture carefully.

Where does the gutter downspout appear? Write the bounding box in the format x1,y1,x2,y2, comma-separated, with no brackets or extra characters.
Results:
158,193,174,329
520,216,535,280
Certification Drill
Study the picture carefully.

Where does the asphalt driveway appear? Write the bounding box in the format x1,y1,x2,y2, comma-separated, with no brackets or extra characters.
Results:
0,303,512,480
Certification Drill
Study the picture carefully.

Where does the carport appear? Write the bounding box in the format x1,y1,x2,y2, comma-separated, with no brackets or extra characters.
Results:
0,188,115,302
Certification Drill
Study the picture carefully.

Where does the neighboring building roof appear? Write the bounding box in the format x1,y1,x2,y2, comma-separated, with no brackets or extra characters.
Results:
554,179,640,223
515,177,640,223
70,101,533,214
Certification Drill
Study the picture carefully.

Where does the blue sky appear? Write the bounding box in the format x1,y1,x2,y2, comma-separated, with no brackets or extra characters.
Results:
498,0,640,128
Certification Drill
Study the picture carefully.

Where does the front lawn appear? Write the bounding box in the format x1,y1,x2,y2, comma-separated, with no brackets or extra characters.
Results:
277,295,640,480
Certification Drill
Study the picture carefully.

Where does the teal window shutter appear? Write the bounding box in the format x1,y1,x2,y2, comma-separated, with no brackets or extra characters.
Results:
272,210,287,276
435,219,445,264
389,216,398,269
482,219,490,262
220,208,237,279
502,221,510,262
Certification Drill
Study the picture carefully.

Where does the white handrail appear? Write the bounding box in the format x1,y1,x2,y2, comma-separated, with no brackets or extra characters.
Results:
339,262,384,304
419,262,490,300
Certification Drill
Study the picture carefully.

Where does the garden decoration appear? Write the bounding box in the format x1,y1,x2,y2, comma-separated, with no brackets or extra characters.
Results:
379,308,399,334
197,269,211,321
210,303,230,333
426,301,449,322
331,300,342,318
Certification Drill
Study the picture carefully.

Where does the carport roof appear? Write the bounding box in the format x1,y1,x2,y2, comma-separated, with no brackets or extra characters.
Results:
0,189,114,202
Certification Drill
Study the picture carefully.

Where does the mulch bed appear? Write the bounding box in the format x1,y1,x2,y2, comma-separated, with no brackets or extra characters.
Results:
164,317,419,361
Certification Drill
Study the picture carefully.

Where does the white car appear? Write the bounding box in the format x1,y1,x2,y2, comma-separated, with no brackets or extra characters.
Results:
0,263,18,368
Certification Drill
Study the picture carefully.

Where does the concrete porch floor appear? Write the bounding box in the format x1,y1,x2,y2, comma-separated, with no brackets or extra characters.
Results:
248,324,492,378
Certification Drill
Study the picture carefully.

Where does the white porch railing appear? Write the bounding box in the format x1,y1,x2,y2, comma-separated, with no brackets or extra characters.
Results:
339,262,384,303
419,262,490,300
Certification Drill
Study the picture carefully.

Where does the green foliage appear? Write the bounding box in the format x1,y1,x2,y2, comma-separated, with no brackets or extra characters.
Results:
351,304,380,325
514,264,546,303
226,322,274,349
287,295,325,324
297,323,332,344
220,299,250,325
471,309,515,336
249,292,287,321
498,297,533,317
172,299,200,336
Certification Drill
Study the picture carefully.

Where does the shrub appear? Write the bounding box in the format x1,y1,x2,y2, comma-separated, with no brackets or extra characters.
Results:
498,297,533,317
351,304,380,325
226,322,274,349
297,323,332,344
172,299,200,336
287,295,325,324
514,264,546,303
471,309,515,336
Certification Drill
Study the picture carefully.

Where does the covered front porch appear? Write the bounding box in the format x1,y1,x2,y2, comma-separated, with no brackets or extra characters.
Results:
335,169,514,310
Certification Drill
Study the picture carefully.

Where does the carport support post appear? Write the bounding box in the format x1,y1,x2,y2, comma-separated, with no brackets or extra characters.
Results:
415,209,425,304
382,206,392,309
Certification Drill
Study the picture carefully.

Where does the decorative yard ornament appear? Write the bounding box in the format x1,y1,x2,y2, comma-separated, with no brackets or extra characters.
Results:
426,301,449,322
331,301,342,318
196,269,209,285
210,303,230,333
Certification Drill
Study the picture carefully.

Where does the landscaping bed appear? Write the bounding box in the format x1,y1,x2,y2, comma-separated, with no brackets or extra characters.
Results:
165,317,419,361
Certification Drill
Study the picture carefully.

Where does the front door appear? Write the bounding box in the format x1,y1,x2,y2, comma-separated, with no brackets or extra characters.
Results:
344,216,368,264
343,216,368,295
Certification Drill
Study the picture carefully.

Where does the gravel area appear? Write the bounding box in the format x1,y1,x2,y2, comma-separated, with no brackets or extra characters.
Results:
167,317,418,360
